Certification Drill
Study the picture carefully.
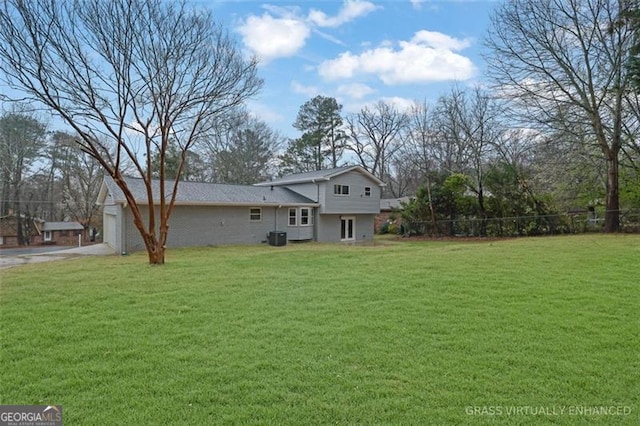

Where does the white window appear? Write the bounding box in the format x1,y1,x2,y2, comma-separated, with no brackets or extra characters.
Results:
44,231,52,242
288,208,313,226
334,184,349,195
300,208,310,226
364,187,371,197
249,208,262,222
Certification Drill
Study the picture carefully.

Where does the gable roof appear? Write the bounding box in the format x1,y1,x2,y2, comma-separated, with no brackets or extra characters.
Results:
255,165,386,187
41,221,84,231
97,176,318,207
380,196,411,211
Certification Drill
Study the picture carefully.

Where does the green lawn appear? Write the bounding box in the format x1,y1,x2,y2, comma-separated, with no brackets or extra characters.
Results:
1,235,638,424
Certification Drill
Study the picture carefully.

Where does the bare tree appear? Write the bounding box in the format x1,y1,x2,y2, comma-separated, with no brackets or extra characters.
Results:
0,107,47,244
433,86,502,232
485,0,635,232
400,100,440,224
346,100,409,191
0,0,262,263
50,132,104,229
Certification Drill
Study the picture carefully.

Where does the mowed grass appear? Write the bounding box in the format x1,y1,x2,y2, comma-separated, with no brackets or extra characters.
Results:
1,235,638,425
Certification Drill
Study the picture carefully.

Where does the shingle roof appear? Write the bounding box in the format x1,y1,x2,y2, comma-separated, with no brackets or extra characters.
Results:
380,197,411,211
41,221,84,231
102,176,317,206
255,165,385,187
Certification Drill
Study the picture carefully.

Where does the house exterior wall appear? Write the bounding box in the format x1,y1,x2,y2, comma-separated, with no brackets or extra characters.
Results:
47,229,85,246
100,168,382,252
316,171,381,214
121,205,298,252
0,217,43,246
114,203,378,251
285,206,315,241
277,170,381,244
282,182,319,202
0,235,21,246
316,214,375,243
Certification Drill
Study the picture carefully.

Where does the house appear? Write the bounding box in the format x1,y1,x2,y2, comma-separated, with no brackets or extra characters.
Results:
97,166,385,253
0,214,44,246
40,222,86,245
0,214,84,246
256,166,385,243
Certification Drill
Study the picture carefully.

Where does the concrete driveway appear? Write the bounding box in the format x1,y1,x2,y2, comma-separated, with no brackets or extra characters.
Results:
0,244,115,270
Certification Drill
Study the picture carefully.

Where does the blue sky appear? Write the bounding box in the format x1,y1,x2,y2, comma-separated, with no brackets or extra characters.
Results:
209,0,499,137
0,0,499,139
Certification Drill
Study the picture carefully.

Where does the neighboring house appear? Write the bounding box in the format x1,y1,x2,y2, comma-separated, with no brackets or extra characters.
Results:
0,214,84,246
97,165,384,253
0,214,44,246
376,196,411,232
41,222,86,246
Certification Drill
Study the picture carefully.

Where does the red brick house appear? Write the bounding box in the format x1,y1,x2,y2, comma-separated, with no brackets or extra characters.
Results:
0,214,85,246
40,222,86,246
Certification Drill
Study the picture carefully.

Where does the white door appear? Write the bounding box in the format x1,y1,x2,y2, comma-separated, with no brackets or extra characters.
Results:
103,213,117,249
340,216,355,241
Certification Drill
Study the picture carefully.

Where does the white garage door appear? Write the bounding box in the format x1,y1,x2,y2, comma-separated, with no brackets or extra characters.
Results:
103,213,117,250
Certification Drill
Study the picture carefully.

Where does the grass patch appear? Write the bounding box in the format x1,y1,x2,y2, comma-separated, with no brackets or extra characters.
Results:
1,235,639,424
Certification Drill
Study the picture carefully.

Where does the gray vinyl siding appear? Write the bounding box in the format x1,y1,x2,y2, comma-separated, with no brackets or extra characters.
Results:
318,171,381,214
281,182,319,202
316,214,375,243
100,167,382,251
121,205,297,252
286,225,314,240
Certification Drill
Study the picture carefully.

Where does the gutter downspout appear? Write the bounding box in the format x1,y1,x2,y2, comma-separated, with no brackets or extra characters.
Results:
312,178,320,242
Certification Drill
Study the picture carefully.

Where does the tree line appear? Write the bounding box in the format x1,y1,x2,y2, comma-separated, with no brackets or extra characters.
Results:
1,0,639,263
280,0,640,235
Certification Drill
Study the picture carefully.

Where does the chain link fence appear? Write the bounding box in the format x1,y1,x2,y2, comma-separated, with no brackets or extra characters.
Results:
400,209,640,237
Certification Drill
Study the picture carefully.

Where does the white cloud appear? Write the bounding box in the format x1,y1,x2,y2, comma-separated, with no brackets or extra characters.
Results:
238,13,310,63
318,30,477,84
238,1,380,64
377,96,417,113
343,96,416,116
246,101,285,125
409,0,439,11
337,83,375,100
291,81,321,97
308,0,380,28
411,30,472,51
